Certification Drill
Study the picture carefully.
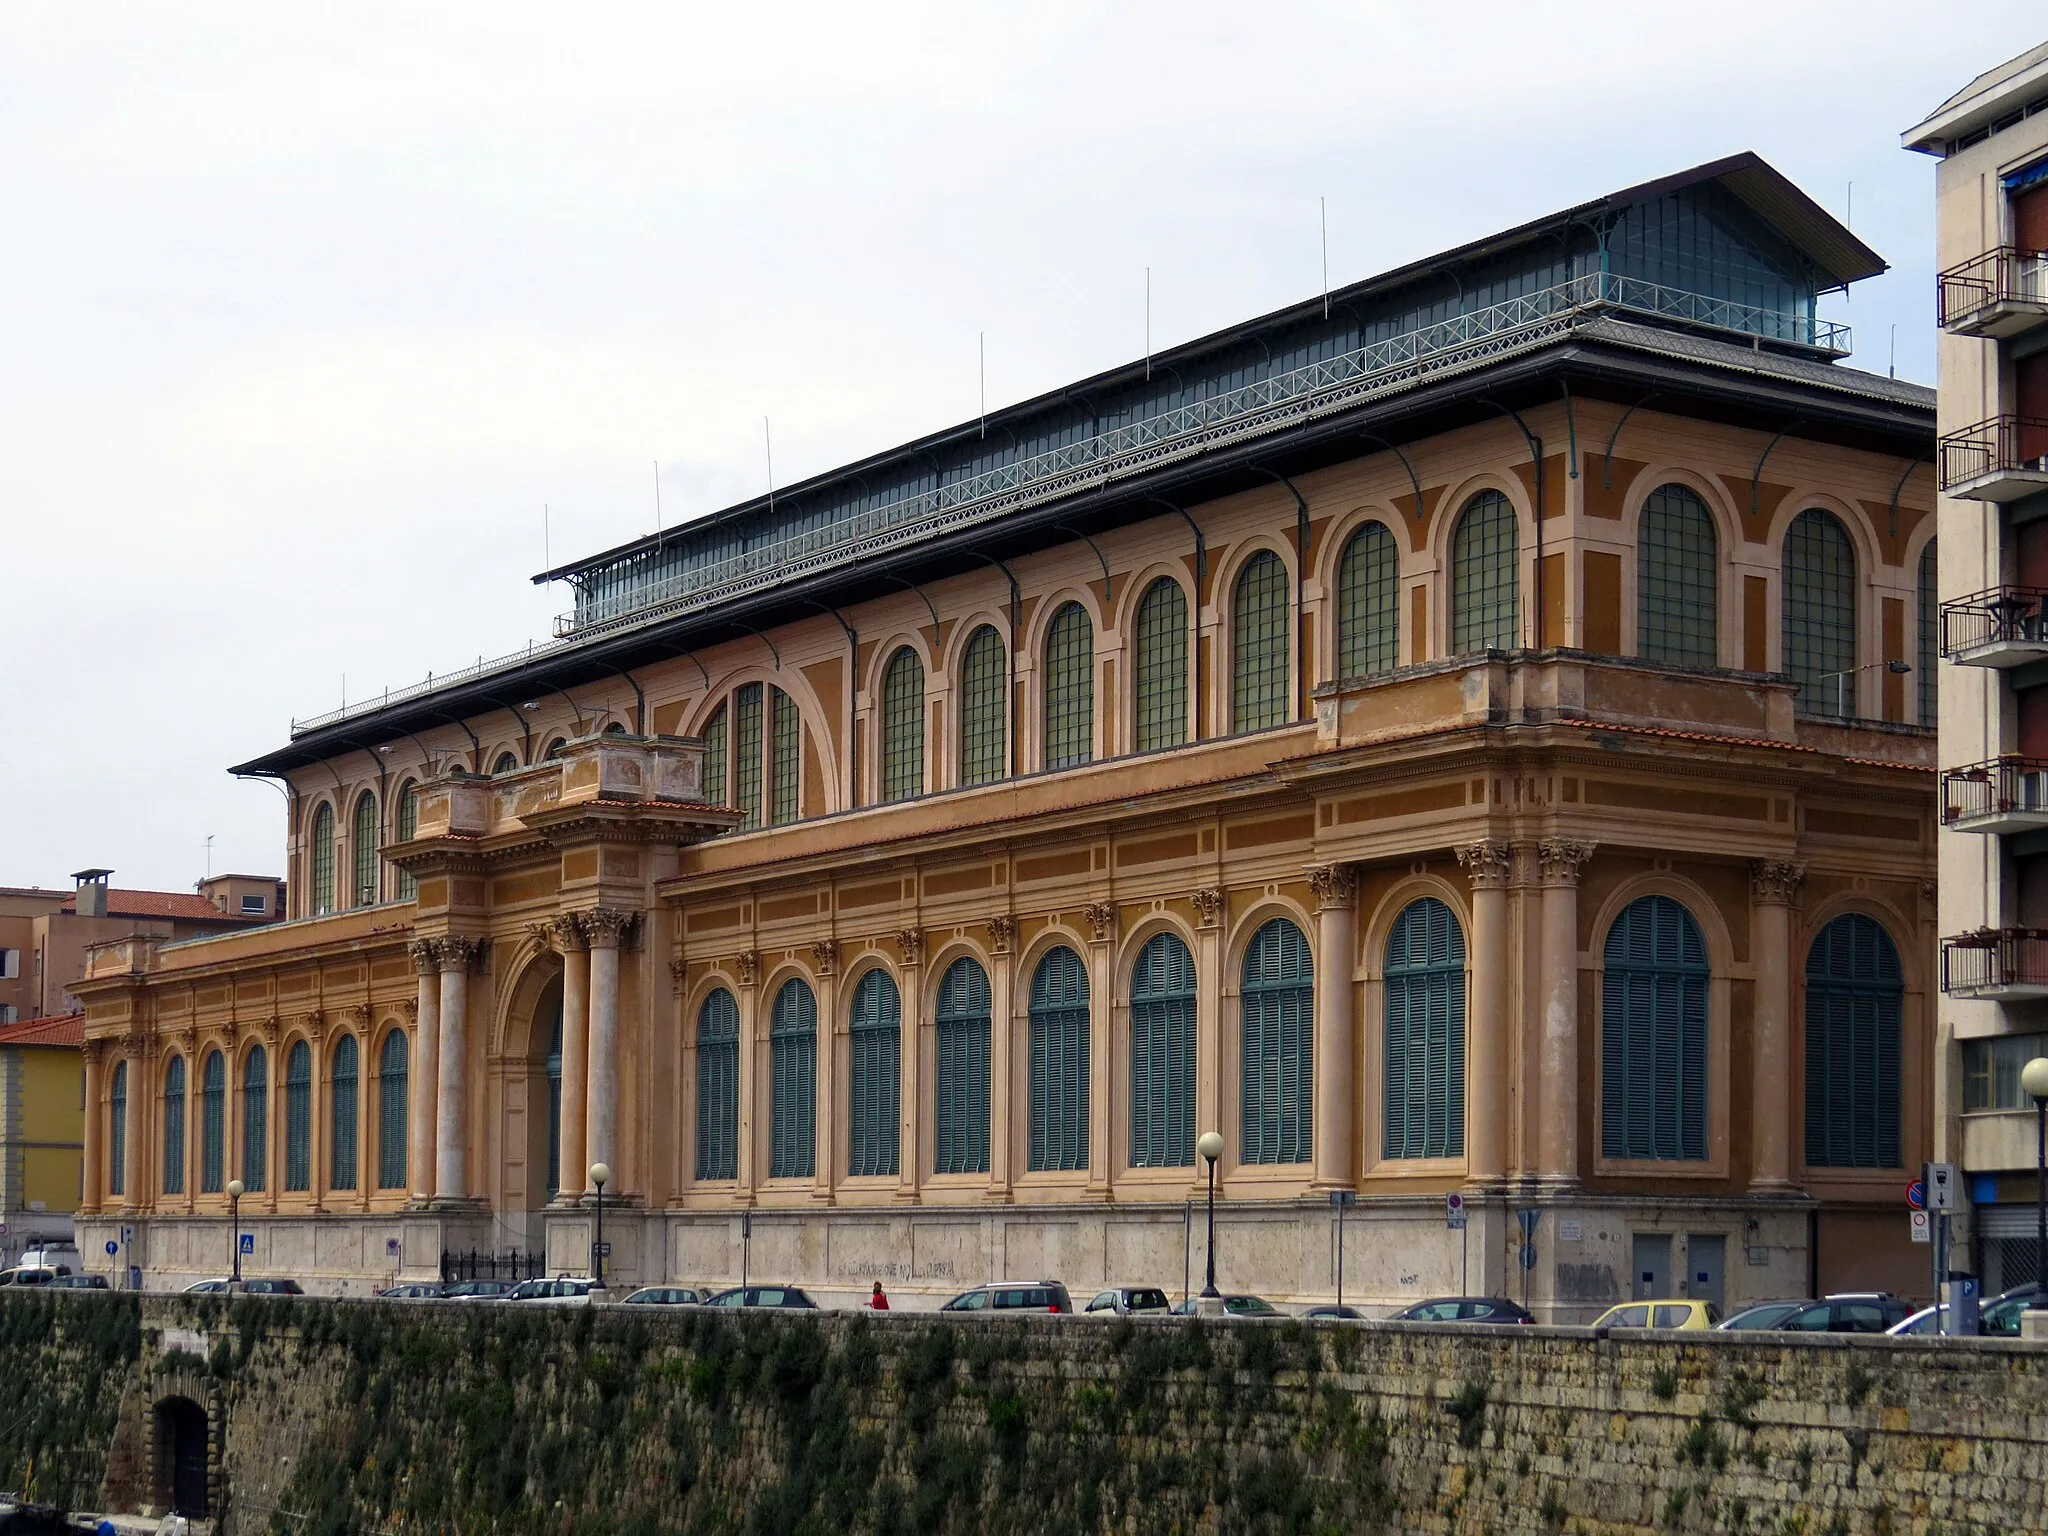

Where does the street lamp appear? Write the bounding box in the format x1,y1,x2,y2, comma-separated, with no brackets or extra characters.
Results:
2021,1059,2048,1313
589,1162,611,1290
226,1179,245,1285
1816,659,1912,720
1197,1131,1224,1300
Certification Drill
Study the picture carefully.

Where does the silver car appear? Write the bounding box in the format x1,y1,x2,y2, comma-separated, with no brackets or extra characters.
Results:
505,1276,609,1306
1082,1286,1171,1317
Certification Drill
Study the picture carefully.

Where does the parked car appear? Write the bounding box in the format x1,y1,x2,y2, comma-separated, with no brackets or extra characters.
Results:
622,1286,705,1306
505,1277,608,1306
1169,1294,1282,1318
1384,1297,1536,1325
940,1281,1073,1315
1591,1299,1720,1331
1716,1300,1811,1331
46,1274,109,1290
1889,1283,2040,1337
700,1284,818,1310
438,1279,520,1301
1081,1286,1171,1317
183,1278,236,1295
1771,1293,1914,1334
7,1269,71,1289
1299,1303,1368,1321
377,1283,446,1301
241,1278,304,1297
13,1246,83,1276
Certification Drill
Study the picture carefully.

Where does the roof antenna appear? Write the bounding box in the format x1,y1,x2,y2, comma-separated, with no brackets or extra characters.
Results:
979,331,987,439
764,417,775,513
1144,267,1152,382
1846,180,1853,230
654,460,663,534
1889,324,1896,378
1320,196,1330,320
544,504,551,573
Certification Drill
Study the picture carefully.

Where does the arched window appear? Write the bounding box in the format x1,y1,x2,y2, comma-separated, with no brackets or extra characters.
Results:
1638,485,1718,667
285,1041,312,1192
394,783,419,901
1601,896,1710,1161
492,751,520,774
242,1047,267,1193
1129,933,1195,1169
1919,540,1938,727
1241,918,1312,1164
545,1000,563,1200
1384,898,1466,1160
880,648,925,803
163,1056,186,1196
331,1034,359,1192
1134,578,1190,751
1336,522,1399,678
1805,914,1903,1168
1028,947,1090,1172
733,682,765,829
695,989,740,1180
702,705,728,807
351,792,380,908
1043,601,1095,770
958,625,1008,786
377,1031,407,1190
310,803,335,915
1783,508,1857,717
604,721,629,735
1232,551,1290,731
770,979,818,1179
849,970,902,1178
769,686,800,826
109,1061,128,1199
544,736,569,759
935,957,991,1175
1451,490,1519,653
200,1050,225,1194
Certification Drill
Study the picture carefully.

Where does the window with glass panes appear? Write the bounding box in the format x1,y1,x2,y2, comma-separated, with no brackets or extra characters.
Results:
163,1056,187,1195
1637,485,1718,667
1337,522,1399,678
696,989,740,1180
1783,509,1857,717
733,683,764,830
352,792,379,907
881,648,925,802
109,1062,127,1198
545,1000,562,1199
1451,491,1519,653
1134,579,1188,751
769,687,799,825
1129,933,1195,1168
1600,896,1709,1161
1241,919,1313,1164
1383,898,1466,1160
1028,947,1090,1172
377,1031,407,1190
1803,914,1901,1168
310,803,335,915
1919,540,1937,726
1232,552,1289,731
1043,602,1094,769
493,751,519,774
1964,1033,2048,1111
770,979,818,1179
958,625,1008,785
201,1051,226,1193
702,704,728,806
935,957,991,1174
331,1034,359,1192
395,784,418,899
242,1047,267,1192
285,1041,312,1192
849,970,902,1177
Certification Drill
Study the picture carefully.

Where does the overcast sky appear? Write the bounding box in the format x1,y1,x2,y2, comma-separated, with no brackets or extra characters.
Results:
3,2,2040,893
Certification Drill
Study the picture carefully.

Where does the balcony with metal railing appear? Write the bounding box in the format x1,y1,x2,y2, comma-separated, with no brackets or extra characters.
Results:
1937,415,2048,501
1941,756,2048,834
1941,586,2048,667
1937,247,2048,339
1943,928,2048,1001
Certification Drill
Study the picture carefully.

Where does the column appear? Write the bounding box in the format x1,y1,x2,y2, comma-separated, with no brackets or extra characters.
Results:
259,1022,280,1213
1191,889,1225,1167
1536,840,1595,1186
984,918,1016,1200
896,929,925,1199
1084,901,1117,1196
81,1041,104,1213
1457,841,1514,1184
408,943,439,1202
734,951,760,1200
178,1031,198,1216
1308,865,1358,1191
1749,860,1805,1190
581,909,633,1196
813,952,839,1201
352,1007,375,1213
555,916,591,1203
435,938,478,1201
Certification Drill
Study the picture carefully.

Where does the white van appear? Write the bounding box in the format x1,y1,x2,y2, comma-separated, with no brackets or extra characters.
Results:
11,1245,83,1280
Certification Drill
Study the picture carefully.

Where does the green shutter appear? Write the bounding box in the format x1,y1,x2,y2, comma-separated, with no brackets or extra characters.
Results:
702,704,728,806
377,1031,408,1190
881,648,926,803
1451,490,1519,653
1337,522,1399,678
1028,947,1090,1172
770,687,800,825
352,792,380,907
311,804,335,915
958,626,1008,786
286,1041,311,1192
696,989,740,1180
1804,914,1902,1168
1383,898,1466,1160
331,1034,359,1192
935,958,992,1174
1783,509,1857,717
1232,552,1290,731
1600,896,1709,1161
734,682,764,830
1134,579,1189,751
770,980,818,1179
109,1062,127,1198
1043,602,1095,769
241,1047,266,1193
201,1050,226,1194
1241,918,1313,1164
849,970,902,1178
1129,933,1196,1168
1919,539,1938,726
1637,484,1718,667
163,1056,186,1195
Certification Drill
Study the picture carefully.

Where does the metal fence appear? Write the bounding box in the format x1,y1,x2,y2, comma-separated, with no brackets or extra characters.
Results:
1937,246,2048,328
1942,929,2048,996
1941,586,2048,656
1938,415,2048,492
1940,757,2048,824
440,1249,547,1284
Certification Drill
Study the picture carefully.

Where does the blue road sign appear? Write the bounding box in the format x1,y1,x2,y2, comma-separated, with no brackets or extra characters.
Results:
105,1241,119,1257
239,1232,255,1255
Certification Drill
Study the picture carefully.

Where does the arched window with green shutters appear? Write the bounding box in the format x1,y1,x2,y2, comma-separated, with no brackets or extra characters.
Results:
1918,540,1938,726
1134,578,1189,751
1043,602,1094,769
285,1040,311,1192
770,979,818,1179
1783,508,1857,717
1028,947,1090,1172
201,1050,226,1194
1601,896,1710,1161
881,648,925,803
1637,485,1718,667
1383,898,1466,1160
377,1030,407,1190
1451,490,1519,653
1129,933,1196,1168
1804,914,1903,1168
310,803,336,915
769,687,800,825
352,792,380,907
394,784,419,900
163,1056,186,1195
109,1061,128,1199
1241,918,1313,1164
958,625,1008,786
1337,522,1399,678
544,1001,563,1199
935,957,991,1175
331,1034,359,1192
733,682,765,830
696,988,740,1180
241,1047,267,1193
702,704,728,806
849,970,902,1177
1232,551,1290,731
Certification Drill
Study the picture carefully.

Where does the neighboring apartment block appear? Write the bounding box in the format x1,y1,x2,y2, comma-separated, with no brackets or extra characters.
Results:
1907,41,2048,1294
74,155,1939,1315
0,1013,86,1259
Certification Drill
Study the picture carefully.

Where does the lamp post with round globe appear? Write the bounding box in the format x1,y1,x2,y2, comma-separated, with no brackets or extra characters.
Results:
589,1163,611,1289
226,1179,245,1285
1197,1131,1225,1300
2022,1058,2048,1315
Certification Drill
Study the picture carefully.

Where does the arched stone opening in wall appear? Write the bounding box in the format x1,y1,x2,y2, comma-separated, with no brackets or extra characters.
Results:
153,1395,210,1518
496,953,566,1231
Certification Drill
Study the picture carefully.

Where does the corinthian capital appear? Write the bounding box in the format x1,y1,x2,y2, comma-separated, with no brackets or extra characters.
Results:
408,939,437,976
983,915,1016,955
581,908,638,950
1456,840,1514,891
431,936,483,973
1750,859,1807,907
1190,888,1224,930
1083,902,1117,944
895,929,926,968
810,939,840,976
1307,864,1356,912
1537,840,1597,888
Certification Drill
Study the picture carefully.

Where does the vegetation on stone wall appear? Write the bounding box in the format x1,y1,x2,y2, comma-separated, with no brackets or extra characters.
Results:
0,1292,140,1510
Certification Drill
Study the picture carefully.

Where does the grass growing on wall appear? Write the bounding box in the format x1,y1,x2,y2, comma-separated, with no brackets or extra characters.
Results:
0,1292,141,1510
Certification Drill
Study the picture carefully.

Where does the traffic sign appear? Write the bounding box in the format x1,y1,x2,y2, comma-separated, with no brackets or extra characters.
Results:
1328,1191,1356,1209
1445,1193,1467,1231
1910,1210,1931,1244
591,1242,613,1258
1925,1162,1957,1212
104,1241,118,1258
1905,1180,1925,1211
239,1233,254,1255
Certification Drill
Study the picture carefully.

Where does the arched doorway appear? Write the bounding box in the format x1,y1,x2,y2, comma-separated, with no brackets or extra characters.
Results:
153,1396,209,1517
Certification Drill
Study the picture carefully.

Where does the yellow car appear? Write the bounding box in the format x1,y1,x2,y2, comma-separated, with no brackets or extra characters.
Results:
1592,1299,1721,1330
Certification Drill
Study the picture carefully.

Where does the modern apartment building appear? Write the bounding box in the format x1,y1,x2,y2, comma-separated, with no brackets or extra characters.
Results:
1908,41,2048,1294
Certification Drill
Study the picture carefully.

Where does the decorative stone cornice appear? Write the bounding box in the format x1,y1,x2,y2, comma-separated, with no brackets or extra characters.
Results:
734,951,761,988
983,915,1016,955
810,940,840,976
580,907,639,951
895,929,926,968
1190,888,1224,930
1084,901,1117,944
1537,839,1597,888
1456,840,1515,891
1750,859,1807,907
1307,864,1356,912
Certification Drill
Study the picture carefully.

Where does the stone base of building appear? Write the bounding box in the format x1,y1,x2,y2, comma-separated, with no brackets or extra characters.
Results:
78,1208,509,1294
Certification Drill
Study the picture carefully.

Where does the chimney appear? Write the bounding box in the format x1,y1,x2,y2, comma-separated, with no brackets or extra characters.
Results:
72,868,112,919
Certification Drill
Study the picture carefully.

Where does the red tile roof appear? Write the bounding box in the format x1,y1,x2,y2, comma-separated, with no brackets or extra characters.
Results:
59,889,264,924
0,1014,85,1048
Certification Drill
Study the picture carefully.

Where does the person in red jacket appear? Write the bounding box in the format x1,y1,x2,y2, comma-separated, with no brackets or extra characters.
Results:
870,1281,890,1311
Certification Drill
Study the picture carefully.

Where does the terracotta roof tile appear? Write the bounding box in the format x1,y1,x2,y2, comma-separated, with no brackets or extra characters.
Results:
0,1014,85,1048
59,889,265,923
